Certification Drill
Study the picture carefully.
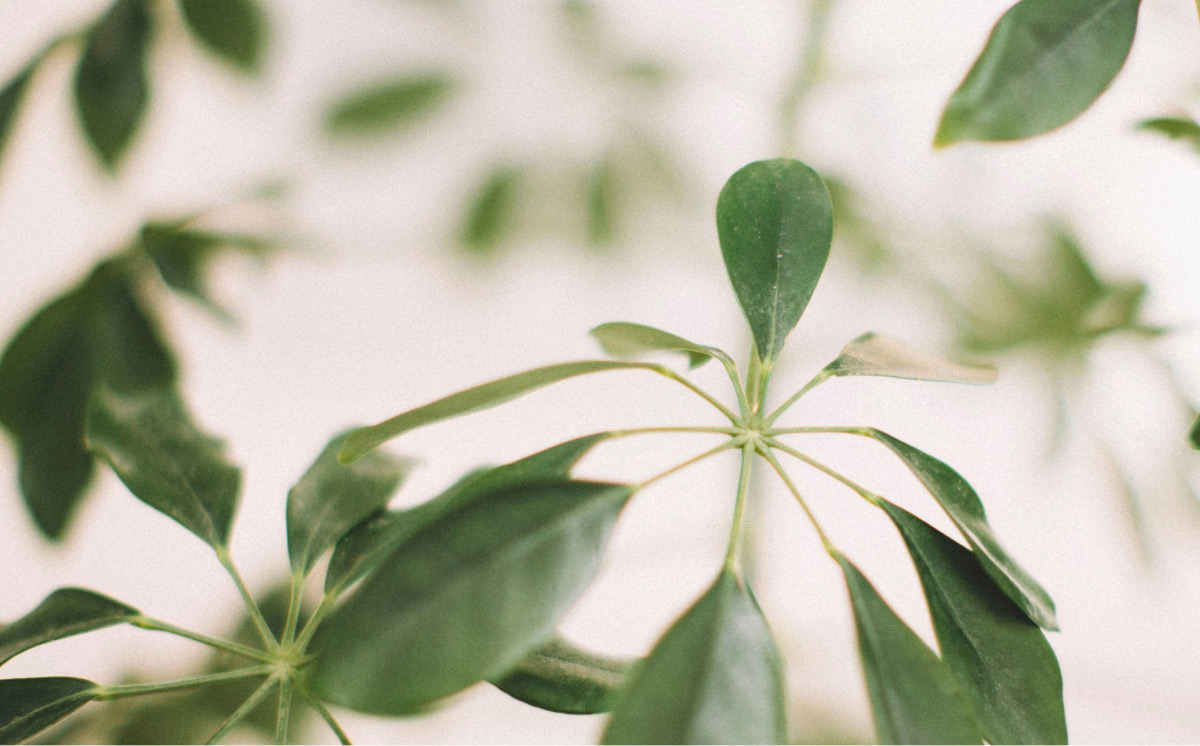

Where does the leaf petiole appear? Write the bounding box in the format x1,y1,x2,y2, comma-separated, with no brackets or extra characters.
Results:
723,442,757,567
92,665,274,701
205,675,280,745
758,446,837,555
275,677,294,745
763,368,832,426
293,590,339,651
637,437,744,490
609,425,742,438
650,365,740,423
132,616,275,663
216,544,279,651
281,569,305,646
765,437,880,506
297,686,353,745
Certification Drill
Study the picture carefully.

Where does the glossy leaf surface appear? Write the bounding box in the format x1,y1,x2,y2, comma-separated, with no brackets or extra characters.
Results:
0,677,98,744
880,502,1066,744
86,388,240,548
0,588,138,668
716,158,832,360
490,635,633,715
313,479,634,714
0,59,37,168
178,0,266,72
324,74,453,137
590,322,730,370
74,0,152,169
287,430,411,575
836,554,982,745
1139,117,1200,153
602,570,787,744
339,361,658,464
824,333,996,385
460,165,522,253
935,0,1140,145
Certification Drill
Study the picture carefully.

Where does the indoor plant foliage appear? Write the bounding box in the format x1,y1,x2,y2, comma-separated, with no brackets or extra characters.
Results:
0,159,1065,745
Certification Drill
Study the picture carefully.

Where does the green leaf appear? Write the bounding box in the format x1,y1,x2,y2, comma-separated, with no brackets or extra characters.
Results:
879,501,1067,744
934,0,1141,146
861,429,1057,630
178,0,266,73
602,569,786,744
287,430,411,576
312,478,634,714
590,322,729,370
1190,414,1200,450
716,158,833,361
338,361,660,464
88,263,176,394
0,677,98,744
86,388,241,548
823,333,996,385
74,0,153,170
835,553,982,745
0,588,138,668
490,635,633,715
0,60,38,170
585,154,618,247
460,164,522,254
1139,116,1200,153
324,73,454,138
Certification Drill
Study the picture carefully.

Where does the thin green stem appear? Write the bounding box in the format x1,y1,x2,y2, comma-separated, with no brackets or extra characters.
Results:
216,544,279,651
93,666,274,701
724,442,758,567
281,570,305,647
608,425,741,438
765,425,867,436
132,616,275,663
299,688,353,745
746,348,764,414
763,368,831,426
637,437,744,489
294,591,339,651
651,365,740,424
715,356,752,420
205,676,280,745
766,438,880,506
276,677,294,745
758,446,837,555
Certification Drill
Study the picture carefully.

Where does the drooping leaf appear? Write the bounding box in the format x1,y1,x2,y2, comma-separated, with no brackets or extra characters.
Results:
287,429,411,576
835,553,982,745
460,164,522,253
934,0,1141,146
861,428,1057,630
338,361,660,464
74,0,153,170
590,322,728,370
585,154,618,247
490,635,633,715
0,677,98,744
1139,116,1200,153
0,588,138,668
823,333,996,385
313,478,634,715
715,158,833,361
178,0,266,73
0,59,38,169
602,569,787,744
86,388,241,548
324,73,454,137
880,501,1067,744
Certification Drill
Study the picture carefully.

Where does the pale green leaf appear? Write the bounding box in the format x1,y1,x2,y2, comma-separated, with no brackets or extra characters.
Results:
324,74,454,137
1140,117,1200,153
490,635,633,715
824,333,996,385
590,322,729,370
460,165,522,254
178,0,266,73
0,589,138,668
0,677,98,744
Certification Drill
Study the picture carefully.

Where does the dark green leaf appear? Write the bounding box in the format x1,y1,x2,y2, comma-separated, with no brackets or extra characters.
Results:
178,0,266,73
823,333,996,385
0,588,138,668
1190,414,1200,450
1139,117,1200,152
313,478,634,714
585,155,617,247
861,429,1057,630
602,569,787,744
324,73,454,137
0,677,98,744
0,60,38,169
460,165,522,254
590,322,729,370
287,429,411,575
86,388,241,548
935,0,1141,146
835,554,982,745
74,0,153,170
87,263,176,394
490,635,633,715
716,158,833,361
880,502,1067,744
338,361,660,464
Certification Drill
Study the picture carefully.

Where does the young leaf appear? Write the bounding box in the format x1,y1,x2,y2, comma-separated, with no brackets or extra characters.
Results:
934,0,1141,146
460,165,522,253
0,588,138,668
0,60,38,169
823,333,996,385
0,677,98,744
86,388,241,549
73,0,153,170
338,361,660,464
602,569,787,744
589,322,728,370
489,635,633,715
178,0,266,73
1139,117,1200,153
835,553,983,745
861,428,1057,630
715,158,833,361
879,501,1067,744
286,430,411,576
324,73,454,138
312,479,634,715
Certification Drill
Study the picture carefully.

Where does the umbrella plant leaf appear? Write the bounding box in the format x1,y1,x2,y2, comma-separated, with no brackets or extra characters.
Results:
87,264,176,394
0,58,38,169
460,164,522,254
324,73,454,137
585,154,618,247
178,0,266,73
590,322,731,370
1140,117,1200,153
879,501,1067,744
823,333,996,385
935,0,1141,146
490,635,634,715
0,588,139,668
86,387,241,548
1190,414,1199,450
602,569,787,744
715,158,833,361
312,478,634,714
0,677,98,744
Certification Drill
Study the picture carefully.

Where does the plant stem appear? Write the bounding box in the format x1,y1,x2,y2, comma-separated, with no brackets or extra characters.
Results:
637,438,744,489
276,677,294,745
765,425,867,436
93,665,274,701
281,570,305,647
766,438,879,506
714,356,752,420
763,368,831,426
205,676,279,745
298,688,353,745
215,544,279,651
294,591,339,651
132,616,275,663
724,442,757,567
651,365,740,423
758,446,837,555
608,425,742,438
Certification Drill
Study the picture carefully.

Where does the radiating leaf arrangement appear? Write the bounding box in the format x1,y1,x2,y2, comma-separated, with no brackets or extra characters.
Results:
0,0,267,174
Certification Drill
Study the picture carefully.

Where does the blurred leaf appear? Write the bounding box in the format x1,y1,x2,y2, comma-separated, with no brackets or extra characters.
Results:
490,635,633,715
88,264,176,394
1138,116,1200,152
1190,414,1200,450
823,333,996,385
0,677,98,744
324,73,454,138
716,158,833,361
602,569,787,744
824,176,892,272
86,387,241,548
935,0,1140,145
0,59,38,170
0,589,138,668
313,479,634,714
460,165,522,254
585,155,617,247
614,59,671,87
74,0,153,170
590,322,727,370
835,553,983,745
880,501,1067,744
178,0,266,73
